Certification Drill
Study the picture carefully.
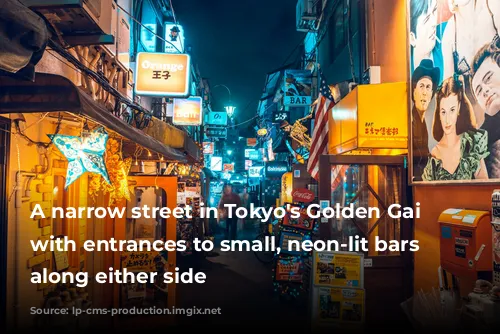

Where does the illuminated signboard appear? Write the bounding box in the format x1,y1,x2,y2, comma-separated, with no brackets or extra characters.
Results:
245,160,252,170
207,111,228,126
135,52,191,97
245,149,260,160
223,164,234,172
164,24,185,53
203,142,214,155
248,166,264,178
265,162,288,177
172,96,203,126
283,69,312,106
210,156,222,172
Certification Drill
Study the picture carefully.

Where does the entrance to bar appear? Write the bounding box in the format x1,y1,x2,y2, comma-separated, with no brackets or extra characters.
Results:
0,117,9,330
319,155,413,328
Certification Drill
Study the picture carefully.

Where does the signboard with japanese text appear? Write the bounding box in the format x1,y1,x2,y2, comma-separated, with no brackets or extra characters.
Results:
164,24,185,53
206,127,227,139
248,166,264,178
275,256,304,282
408,0,500,183
245,160,252,170
272,111,289,123
173,96,203,126
313,251,363,288
207,111,228,126
203,142,214,155
121,251,159,271
135,52,191,97
283,69,312,106
210,156,223,172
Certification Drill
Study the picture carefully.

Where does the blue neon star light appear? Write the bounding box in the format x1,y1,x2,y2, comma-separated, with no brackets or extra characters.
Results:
48,128,111,189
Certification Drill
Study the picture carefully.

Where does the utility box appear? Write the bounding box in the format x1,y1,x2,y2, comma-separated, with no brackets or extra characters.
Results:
439,209,492,281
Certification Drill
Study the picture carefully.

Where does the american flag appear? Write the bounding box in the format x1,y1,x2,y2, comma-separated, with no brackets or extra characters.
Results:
307,69,336,180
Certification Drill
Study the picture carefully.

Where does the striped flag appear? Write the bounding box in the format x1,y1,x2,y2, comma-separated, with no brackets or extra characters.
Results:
307,68,336,180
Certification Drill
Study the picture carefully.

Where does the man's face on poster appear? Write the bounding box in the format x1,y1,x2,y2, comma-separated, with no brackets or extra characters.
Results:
411,0,438,55
413,76,433,112
472,57,500,117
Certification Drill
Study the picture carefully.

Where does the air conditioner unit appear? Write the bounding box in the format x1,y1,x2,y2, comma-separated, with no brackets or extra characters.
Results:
296,0,319,32
22,0,115,46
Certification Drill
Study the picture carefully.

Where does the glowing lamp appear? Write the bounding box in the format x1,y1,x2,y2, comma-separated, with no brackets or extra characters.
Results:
257,128,268,136
225,105,236,117
48,128,110,189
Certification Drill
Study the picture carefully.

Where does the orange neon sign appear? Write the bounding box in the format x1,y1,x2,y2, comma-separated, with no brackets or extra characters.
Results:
135,52,191,97
173,96,203,126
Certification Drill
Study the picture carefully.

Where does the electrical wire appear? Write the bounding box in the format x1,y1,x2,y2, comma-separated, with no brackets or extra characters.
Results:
115,2,182,53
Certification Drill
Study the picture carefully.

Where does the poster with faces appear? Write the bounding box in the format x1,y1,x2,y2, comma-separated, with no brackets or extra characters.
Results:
409,0,500,182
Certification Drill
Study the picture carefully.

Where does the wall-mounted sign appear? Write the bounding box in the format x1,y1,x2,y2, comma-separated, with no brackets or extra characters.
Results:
246,138,257,147
207,111,228,126
265,161,288,177
272,111,289,123
205,127,227,139
245,160,252,170
172,96,203,126
283,69,312,106
210,156,222,172
245,149,260,160
164,24,185,53
292,188,315,203
248,166,264,178
203,142,214,155
223,163,234,172
135,52,191,97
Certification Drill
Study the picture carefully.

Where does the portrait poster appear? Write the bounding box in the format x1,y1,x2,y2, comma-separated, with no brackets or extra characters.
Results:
283,69,312,106
275,256,304,283
313,251,363,288
409,0,500,183
316,287,365,324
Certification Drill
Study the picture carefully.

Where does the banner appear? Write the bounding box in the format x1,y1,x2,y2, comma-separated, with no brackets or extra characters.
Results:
283,69,312,106
313,251,363,288
409,0,500,183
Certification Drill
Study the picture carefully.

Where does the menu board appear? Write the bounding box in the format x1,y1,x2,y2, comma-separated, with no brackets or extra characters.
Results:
313,251,363,288
315,287,365,324
275,256,304,283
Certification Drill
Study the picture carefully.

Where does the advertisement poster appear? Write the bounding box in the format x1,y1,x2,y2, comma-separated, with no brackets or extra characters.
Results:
275,256,304,282
279,231,306,255
317,287,365,324
409,0,500,183
283,69,312,106
313,251,363,288
121,251,159,271
283,206,314,231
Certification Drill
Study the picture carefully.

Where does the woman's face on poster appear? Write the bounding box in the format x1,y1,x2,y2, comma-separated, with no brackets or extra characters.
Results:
411,0,438,55
413,76,433,111
472,57,500,117
440,94,460,136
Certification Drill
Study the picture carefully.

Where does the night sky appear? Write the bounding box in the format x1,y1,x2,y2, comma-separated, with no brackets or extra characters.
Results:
173,0,304,122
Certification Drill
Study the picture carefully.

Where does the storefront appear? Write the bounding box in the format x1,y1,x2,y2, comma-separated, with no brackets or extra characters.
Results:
0,50,201,331
317,82,412,327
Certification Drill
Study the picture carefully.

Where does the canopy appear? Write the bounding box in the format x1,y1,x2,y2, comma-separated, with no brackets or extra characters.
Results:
0,73,201,163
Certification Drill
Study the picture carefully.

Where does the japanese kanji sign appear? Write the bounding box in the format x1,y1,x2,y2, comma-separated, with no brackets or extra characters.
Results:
135,52,191,97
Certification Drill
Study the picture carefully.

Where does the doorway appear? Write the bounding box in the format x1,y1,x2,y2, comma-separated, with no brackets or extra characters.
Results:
0,117,10,330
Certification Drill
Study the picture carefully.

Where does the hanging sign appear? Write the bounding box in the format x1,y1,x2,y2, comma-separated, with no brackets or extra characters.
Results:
207,111,228,126
206,127,227,139
283,69,312,106
265,161,288,177
281,172,293,204
135,52,191,97
292,188,315,203
210,156,223,172
272,111,289,123
223,164,234,172
173,96,203,126
245,160,252,170
246,138,257,146
203,142,214,154
164,24,185,53
248,166,264,178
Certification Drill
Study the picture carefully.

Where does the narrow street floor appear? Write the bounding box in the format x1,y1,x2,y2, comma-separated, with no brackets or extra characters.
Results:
175,223,309,330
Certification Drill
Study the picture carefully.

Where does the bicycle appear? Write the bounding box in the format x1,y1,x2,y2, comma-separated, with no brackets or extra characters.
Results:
253,219,279,264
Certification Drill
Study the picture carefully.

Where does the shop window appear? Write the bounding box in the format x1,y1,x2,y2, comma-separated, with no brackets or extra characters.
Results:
330,164,402,256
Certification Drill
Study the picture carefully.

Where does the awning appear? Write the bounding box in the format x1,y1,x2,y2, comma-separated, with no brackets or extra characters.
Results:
328,82,408,155
0,73,201,163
